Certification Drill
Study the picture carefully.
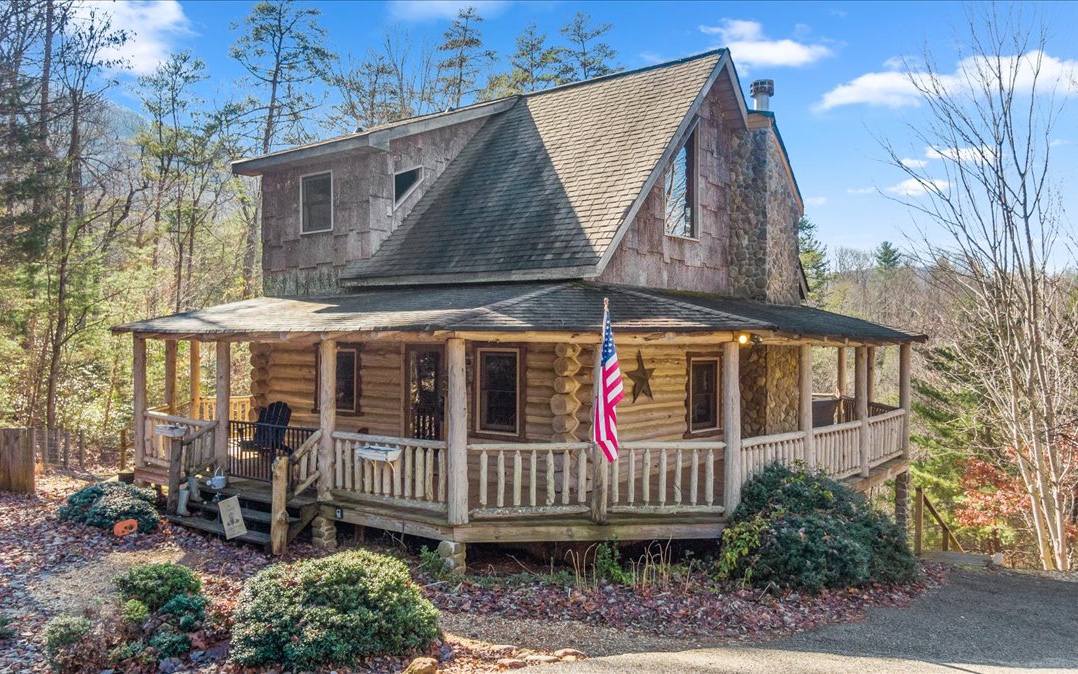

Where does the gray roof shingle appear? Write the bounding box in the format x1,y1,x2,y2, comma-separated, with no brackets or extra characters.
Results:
340,51,725,285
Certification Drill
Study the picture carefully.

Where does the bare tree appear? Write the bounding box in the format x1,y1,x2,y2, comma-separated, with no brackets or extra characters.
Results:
885,6,1077,570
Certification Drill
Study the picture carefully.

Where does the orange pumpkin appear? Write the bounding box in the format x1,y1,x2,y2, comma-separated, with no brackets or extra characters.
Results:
113,519,138,536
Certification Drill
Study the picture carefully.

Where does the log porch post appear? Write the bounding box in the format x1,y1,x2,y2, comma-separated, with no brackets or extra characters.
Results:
866,346,877,404
133,336,147,473
899,342,912,458
799,344,816,469
446,338,469,526
722,341,742,514
214,341,231,468
189,340,201,419
317,339,337,500
855,346,870,477
164,339,177,415
836,346,847,398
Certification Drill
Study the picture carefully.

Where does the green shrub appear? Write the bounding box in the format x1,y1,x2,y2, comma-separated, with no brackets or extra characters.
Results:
115,563,201,612
719,464,917,592
148,627,190,659
59,482,159,533
594,541,631,585
0,615,14,641
160,594,207,620
121,599,149,625
108,640,145,664
43,616,91,660
230,550,440,669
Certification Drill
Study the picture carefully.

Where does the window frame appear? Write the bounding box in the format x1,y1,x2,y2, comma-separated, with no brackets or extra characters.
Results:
472,345,526,440
663,119,700,241
313,343,362,416
684,352,722,437
299,170,334,235
392,166,423,211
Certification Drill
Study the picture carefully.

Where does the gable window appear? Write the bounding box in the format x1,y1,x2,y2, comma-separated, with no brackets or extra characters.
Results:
394,167,422,206
687,355,720,433
314,345,361,414
476,347,522,436
663,125,697,238
301,172,333,233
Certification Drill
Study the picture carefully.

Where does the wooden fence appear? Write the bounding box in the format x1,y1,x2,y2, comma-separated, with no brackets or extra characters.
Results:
0,429,35,493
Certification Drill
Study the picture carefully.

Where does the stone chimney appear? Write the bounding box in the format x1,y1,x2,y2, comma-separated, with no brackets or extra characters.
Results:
750,79,775,111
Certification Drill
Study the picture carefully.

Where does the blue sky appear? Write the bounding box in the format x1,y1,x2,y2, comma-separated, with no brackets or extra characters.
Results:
92,0,1078,255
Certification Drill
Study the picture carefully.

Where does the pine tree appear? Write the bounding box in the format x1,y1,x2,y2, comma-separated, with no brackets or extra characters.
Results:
559,11,617,81
874,240,902,270
435,6,495,108
797,216,829,302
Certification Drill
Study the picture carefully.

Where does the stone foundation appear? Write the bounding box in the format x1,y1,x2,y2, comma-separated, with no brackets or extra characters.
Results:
437,540,467,575
310,515,337,550
894,471,909,534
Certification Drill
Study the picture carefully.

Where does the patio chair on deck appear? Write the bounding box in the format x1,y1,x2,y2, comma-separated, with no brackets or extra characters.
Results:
242,401,293,453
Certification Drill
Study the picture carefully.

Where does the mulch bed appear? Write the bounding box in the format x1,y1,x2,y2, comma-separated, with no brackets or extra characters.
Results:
0,472,945,673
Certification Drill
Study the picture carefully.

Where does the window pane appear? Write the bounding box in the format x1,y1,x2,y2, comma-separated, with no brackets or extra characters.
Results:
480,351,518,432
336,350,357,412
664,133,695,237
690,361,717,429
395,168,420,203
302,173,332,232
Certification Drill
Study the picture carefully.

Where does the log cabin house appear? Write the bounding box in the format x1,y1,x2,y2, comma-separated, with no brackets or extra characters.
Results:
113,50,923,559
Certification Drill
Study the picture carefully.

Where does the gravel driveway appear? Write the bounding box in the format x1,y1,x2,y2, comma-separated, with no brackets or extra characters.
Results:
551,569,1078,673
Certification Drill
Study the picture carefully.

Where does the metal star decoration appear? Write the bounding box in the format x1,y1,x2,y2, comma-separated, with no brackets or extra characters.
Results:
626,350,655,403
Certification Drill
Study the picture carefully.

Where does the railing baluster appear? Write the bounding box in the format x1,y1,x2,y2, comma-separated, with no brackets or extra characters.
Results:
643,447,652,505
497,450,506,508
577,447,587,504
425,448,435,501
673,449,683,505
628,449,636,505
513,450,523,507
611,454,619,505
479,450,489,506
705,448,714,506
658,449,668,506
690,448,699,506
530,451,537,507
404,446,413,498
562,449,571,505
546,451,555,506
438,448,446,503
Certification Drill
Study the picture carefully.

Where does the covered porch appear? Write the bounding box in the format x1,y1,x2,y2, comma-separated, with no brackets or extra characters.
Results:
116,282,921,554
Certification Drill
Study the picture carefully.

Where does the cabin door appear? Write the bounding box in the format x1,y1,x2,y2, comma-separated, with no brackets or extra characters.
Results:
405,345,445,441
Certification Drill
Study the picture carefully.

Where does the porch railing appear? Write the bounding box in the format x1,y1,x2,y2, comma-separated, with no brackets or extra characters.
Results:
867,409,905,465
741,431,807,483
331,432,448,511
228,421,318,483
143,411,215,468
815,420,862,479
612,441,725,511
469,442,592,516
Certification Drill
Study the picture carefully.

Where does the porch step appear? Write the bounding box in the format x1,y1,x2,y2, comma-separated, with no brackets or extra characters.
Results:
199,479,318,508
189,499,300,526
166,514,272,547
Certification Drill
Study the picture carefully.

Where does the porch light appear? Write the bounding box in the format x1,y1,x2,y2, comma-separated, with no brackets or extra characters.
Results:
738,333,750,345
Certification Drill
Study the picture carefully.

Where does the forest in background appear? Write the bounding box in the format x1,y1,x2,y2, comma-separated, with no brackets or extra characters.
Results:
1,1,1075,569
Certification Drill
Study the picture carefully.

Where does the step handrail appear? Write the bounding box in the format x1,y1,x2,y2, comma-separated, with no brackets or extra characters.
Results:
914,487,964,554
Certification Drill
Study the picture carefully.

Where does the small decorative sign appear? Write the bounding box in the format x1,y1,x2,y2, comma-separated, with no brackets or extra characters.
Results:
218,496,247,540
113,519,138,536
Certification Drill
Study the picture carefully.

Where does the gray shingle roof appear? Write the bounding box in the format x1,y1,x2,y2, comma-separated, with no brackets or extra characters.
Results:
340,51,726,286
113,282,923,343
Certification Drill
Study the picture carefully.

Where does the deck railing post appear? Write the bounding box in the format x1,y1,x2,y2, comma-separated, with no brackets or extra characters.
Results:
855,346,870,477
270,456,289,555
723,341,742,513
899,342,912,459
317,339,337,501
214,341,231,470
799,344,816,469
133,336,147,476
446,338,469,526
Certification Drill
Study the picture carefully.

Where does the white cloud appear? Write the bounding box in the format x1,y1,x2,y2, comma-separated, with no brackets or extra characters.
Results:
925,145,995,164
388,0,511,21
74,1,192,76
1050,138,1070,147
886,178,950,197
846,187,876,195
900,158,929,169
699,19,832,68
804,196,828,206
816,49,1078,112
639,51,665,65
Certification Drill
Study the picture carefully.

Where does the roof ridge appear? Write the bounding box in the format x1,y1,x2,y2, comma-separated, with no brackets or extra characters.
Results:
438,282,572,330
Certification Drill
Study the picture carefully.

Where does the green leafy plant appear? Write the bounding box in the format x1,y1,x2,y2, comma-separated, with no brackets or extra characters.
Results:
115,563,201,612
229,550,440,668
147,626,191,659
719,463,917,592
418,545,453,582
108,640,145,664
43,616,91,661
0,615,15,641
59,482,159,533
121,599,149,625
594,541,630,585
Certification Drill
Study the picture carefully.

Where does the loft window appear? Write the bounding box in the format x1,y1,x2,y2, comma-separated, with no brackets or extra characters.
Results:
688,356,719,432
301,172,332,233
394,167,421,206
663,126,697,238
477,348,521,435
314,345,361,414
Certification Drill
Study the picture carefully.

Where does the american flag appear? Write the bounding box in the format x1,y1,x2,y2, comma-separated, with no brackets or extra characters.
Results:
593,300,624,462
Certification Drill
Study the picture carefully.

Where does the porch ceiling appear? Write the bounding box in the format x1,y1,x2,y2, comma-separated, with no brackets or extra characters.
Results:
111,281,924,344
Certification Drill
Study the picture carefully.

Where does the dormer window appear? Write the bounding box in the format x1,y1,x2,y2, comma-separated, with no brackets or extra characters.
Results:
394,167,422,206
664,125,698,239
301,172,332,234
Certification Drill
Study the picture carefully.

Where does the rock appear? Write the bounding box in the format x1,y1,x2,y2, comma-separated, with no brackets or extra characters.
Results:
554,648,587,659
497,658,526,670
489,644,517,655
525,654,560,664
158,658,184,674
189,650,205,662
402,657,439,674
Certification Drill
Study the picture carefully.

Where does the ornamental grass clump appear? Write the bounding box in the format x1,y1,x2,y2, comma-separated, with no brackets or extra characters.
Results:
230,550,440,669
718,463,917,592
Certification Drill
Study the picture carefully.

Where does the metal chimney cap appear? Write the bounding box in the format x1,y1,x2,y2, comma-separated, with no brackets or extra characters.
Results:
750,79,775,97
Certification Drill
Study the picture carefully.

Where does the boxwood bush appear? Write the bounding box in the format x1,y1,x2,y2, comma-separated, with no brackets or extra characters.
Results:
718,463,917,592
230,550,440,668
59,482,159,533
115,563,201,612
